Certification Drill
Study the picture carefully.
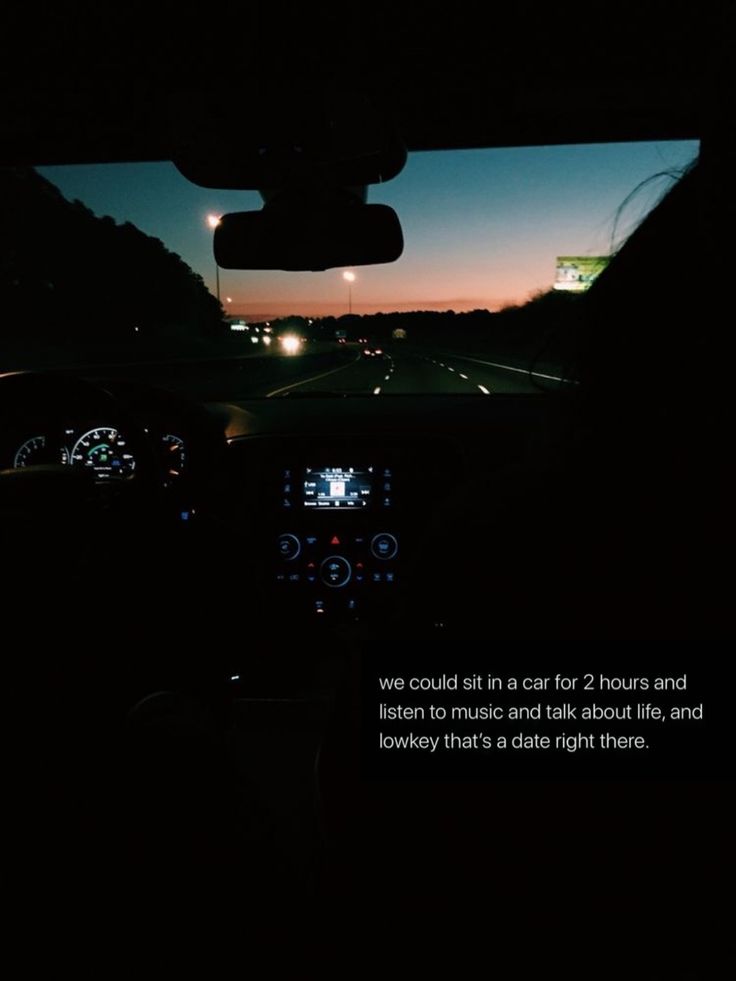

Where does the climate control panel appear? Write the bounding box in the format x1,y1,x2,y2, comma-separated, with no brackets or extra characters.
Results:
276,530,399,583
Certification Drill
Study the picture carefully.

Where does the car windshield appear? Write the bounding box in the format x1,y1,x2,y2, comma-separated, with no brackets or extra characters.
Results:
2,140,697,401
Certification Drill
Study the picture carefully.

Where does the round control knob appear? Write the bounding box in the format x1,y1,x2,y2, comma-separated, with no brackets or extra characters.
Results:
278,533,301,561
320,555,352,588
371,532,398,561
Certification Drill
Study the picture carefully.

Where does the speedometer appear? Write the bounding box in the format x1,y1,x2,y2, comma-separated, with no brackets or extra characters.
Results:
70,427,136,480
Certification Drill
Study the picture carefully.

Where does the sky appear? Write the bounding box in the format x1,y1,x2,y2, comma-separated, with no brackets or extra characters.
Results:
39,141,698,320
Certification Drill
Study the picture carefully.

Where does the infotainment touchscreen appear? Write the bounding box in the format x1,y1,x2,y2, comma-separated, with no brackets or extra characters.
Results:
303,467,373,509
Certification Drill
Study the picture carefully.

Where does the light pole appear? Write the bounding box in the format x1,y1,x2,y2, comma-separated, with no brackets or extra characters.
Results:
207,214,221,303
343,270,356,314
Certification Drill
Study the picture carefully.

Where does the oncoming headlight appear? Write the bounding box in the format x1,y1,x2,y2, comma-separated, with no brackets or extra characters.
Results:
280,335,302,355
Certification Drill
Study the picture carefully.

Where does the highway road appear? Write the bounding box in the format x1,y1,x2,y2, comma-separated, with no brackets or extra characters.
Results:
84,344,572,400
262,348,570,398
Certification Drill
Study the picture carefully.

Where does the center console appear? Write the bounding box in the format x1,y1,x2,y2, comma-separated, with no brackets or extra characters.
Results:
221,427,461,626
275,463,400,618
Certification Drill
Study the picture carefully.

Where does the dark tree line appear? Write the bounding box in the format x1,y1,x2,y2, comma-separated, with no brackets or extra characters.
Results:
311,289,583,375
0,168,225,349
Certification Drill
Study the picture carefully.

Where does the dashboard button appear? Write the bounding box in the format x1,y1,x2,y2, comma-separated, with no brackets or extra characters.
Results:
278,533,301,561
320,555,352,588
371,532,398,560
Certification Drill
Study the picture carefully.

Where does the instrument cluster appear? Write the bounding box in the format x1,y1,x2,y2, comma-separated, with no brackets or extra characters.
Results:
4,424,186,483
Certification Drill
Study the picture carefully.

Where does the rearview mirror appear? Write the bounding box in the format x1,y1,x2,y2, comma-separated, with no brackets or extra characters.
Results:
213,201,404,271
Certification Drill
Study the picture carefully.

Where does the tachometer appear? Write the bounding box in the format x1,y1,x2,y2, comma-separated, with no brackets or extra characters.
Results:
161,434,186,479
70,427,136,480
14,436,69,468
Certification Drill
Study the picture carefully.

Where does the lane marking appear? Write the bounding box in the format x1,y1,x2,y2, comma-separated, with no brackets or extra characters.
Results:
266,354,361,397
459,373,468,380
373,386,381,395
478,385,491,395
446,354,577,384
384,375,390,381
447,367,455,372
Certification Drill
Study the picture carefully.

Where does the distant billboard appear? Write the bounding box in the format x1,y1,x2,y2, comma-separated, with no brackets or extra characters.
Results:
554,256,609,292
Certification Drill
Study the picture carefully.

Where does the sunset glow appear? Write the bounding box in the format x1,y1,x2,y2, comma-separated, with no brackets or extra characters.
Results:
40,141,698,320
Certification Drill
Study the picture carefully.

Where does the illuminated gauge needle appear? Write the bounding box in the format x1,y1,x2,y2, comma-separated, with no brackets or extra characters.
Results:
70,427,136,480
161,434,186,477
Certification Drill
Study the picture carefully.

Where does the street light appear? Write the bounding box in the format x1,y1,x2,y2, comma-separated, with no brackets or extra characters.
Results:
207,214,222,302
343,270,356,314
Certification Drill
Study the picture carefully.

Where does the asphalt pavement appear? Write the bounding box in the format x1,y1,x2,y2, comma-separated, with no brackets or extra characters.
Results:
81,344,572,401
262,347,565,398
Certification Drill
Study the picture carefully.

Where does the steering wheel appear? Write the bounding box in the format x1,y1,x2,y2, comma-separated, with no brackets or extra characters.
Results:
0,370,167,625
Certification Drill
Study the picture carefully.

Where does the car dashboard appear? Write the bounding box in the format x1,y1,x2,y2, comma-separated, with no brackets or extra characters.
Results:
215,393,568,628
1,372,568,654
